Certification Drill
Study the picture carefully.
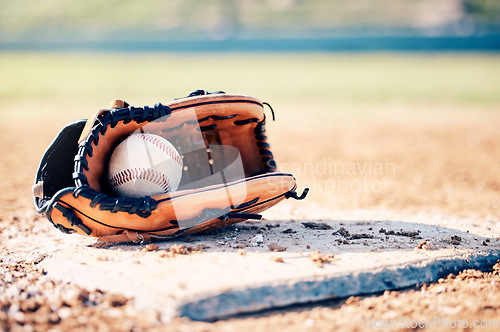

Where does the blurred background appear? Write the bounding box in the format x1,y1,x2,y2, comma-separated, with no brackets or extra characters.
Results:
0,0,499,221
0,0,499,51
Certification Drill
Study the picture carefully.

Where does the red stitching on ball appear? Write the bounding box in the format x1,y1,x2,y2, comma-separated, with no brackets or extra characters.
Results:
109,168,172,193
135,134,183,166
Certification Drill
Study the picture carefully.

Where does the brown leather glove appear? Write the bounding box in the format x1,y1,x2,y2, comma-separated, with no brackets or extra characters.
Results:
33,90,308,243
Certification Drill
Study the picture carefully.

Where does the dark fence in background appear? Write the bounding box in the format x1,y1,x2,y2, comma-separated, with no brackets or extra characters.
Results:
2,34,500,52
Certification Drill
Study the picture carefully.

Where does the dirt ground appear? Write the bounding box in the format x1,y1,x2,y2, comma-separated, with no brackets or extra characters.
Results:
1,108,500,331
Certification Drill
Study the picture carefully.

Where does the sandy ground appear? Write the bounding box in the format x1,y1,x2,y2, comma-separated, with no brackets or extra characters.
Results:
1,108,500,331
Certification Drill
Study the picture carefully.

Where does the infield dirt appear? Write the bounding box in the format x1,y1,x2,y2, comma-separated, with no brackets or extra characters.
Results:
1,105,499,330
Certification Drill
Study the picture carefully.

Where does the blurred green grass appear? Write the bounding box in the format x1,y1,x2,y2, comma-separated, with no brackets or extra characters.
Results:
1,53,499,119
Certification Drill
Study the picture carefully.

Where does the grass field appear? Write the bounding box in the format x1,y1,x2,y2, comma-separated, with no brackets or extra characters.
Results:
1,53,499,119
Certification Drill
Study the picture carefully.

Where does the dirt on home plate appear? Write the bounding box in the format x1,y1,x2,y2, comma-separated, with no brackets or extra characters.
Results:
1,109,500,331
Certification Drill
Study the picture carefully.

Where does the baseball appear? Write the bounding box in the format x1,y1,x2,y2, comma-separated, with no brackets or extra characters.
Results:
108,133,183,197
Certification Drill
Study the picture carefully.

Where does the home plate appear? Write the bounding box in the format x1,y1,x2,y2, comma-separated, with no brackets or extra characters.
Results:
39,207,500,322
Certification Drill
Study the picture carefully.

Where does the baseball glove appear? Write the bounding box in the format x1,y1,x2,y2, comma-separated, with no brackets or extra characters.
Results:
33,90,308,243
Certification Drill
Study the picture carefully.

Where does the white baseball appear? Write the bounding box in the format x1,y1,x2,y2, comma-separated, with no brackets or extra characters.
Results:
108,133,183,197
